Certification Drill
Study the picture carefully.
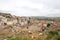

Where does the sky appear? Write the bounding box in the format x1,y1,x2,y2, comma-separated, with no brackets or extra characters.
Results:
0,0,60,16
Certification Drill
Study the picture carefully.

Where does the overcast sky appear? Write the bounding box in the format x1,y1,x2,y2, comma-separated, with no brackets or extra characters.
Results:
0,0,60,16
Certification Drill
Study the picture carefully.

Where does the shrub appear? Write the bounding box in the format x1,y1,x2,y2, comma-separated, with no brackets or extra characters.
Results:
47,23,50,27
56,35,60,40
49,30,58,35
7,36,23,40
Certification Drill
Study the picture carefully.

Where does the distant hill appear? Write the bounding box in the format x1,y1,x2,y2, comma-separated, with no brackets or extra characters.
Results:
46,14,60,17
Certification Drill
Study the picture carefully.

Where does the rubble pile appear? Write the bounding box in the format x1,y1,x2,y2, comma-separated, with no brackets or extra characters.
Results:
0,13,60,33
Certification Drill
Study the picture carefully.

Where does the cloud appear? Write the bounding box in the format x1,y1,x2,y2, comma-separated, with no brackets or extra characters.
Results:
43,0,60,9
0,0,60,16
27,0,60,9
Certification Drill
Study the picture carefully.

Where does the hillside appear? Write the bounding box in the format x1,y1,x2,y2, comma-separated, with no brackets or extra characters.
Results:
0,13,60,40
